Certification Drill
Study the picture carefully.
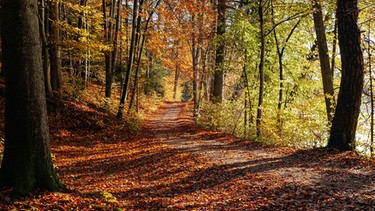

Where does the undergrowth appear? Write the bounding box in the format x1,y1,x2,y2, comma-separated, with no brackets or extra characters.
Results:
197,99,329,148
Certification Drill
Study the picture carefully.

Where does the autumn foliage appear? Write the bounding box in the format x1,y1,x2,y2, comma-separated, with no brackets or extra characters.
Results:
1,0,375,209
1,82,375,209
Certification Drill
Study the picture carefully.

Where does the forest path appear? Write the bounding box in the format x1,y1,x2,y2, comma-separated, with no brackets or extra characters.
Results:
52,101,375,210
136,101,375,210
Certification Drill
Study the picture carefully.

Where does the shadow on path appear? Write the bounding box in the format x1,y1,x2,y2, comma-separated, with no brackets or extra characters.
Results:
55,102,375,210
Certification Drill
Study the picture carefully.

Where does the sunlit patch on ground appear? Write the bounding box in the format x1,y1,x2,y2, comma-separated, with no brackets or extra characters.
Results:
1,95,375,209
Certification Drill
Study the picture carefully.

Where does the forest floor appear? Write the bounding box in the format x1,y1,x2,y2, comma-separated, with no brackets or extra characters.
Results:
1,85,375,210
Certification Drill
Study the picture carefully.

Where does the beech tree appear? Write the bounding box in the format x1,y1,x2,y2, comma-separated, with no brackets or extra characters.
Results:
49,0,63,92
0,0,62,196
103,0,123,99
212,0,227,103
312,0,335,123
328,0,364,150
256,0,266,138
117,0,140,119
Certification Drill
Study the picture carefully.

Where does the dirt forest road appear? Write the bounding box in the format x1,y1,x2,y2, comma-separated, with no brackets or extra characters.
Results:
54,101,375,210
121,102,375,210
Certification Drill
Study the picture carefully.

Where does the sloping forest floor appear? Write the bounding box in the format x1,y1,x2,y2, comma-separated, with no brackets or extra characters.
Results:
1,82,375,210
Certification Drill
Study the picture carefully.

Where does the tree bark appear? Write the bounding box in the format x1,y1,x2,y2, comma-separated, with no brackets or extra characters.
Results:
39,0,53,97
111,0,122,76
212,0,226,103
0,0,62,196
173,65,180,100
328,0,364,150
49,0,63,92
103,0,113,98
256,0,265,138
117,0,140,119
191,12,202,117
368,23,374,156
312,0,335,123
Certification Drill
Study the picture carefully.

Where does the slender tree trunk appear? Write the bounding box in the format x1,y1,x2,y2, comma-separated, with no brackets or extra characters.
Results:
39,0,53,97
256,0,265,138
111,0,122,83
128,0,160,112
331,20,338,79
312,0,335,123
128,31,146,113
191,11,203,117
212,0,226,103
272,12,300,133
328,0,364,150
0,0,62,196
193,54,200,117
117,0,140,119
103,0,113,98
368,23,374,156
73,0,88,82
173,65,180,100
49,0,63,92
78,0,88,29
243,51,253,137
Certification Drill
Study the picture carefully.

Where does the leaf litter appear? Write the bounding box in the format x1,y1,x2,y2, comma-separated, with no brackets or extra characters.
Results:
0,88,375,210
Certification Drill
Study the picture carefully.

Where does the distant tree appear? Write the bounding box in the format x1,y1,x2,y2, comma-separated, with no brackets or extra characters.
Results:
328,0,364,150
49,0,63,92
0,0,62,196
212,0,226,103
39,0,63,96
103,0,122,99
39,0,53,96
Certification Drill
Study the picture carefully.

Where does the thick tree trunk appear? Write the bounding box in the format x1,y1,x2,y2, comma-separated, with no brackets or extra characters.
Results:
312,0,335,123
212,0,226,103
0,0,62,196
328,0,364,150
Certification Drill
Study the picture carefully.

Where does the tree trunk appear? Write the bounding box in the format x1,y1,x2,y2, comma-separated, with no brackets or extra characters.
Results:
117,0,140,119
39,0,53,97
0,0,62,197
78,0,88,29
368,23,374,156
111,0,122,86
191,13,201,117
271,1,300,132
173,65,180,100
312,0,335,123
128,29,146,113
49,0,63,92
328,0,364,150
212,0,226,103
103,0,113,98
256,0,265,138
